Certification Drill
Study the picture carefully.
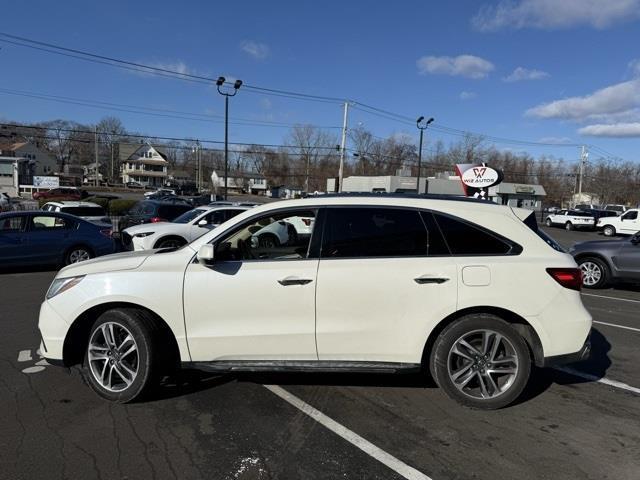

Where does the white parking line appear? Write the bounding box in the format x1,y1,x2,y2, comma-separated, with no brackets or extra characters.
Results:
555,367,640,395
582,293,640,304
264,384,432,480
593,320,640,333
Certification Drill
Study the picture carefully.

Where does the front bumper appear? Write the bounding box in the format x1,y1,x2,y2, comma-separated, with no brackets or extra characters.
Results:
38,300,70,362
542,335,591,367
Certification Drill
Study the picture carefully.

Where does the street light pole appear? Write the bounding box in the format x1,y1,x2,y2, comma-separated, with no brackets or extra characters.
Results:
216,77,242,200
416,116,434,195
94,125,99,187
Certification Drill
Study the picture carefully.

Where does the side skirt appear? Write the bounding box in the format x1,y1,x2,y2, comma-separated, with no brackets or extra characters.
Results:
182,360,422,374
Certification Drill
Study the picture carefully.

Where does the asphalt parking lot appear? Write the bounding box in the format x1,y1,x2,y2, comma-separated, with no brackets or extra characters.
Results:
0,226,638,480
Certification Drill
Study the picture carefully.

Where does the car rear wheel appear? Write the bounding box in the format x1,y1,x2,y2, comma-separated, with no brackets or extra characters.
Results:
65,246,93,265
259,233,279,249
431,314,531,409
603,225,616,237
545,218,553,227
83,309,159,403
579,257,609,289
565,222,574,231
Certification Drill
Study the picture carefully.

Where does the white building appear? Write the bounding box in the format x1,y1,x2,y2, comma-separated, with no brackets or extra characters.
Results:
0,156,32,197
0,141,57,176
215,172,268,195
488,183,546,211
119,143,169,188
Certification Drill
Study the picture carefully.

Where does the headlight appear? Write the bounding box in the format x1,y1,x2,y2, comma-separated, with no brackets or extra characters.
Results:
46,276,85,300
134,232,154,238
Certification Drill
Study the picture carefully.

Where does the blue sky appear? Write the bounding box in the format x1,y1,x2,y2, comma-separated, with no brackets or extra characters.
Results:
1,0,639,162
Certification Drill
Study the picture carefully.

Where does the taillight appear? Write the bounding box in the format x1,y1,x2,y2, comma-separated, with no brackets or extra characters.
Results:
150,217,167,223
546,268,582,291
99,228,113,238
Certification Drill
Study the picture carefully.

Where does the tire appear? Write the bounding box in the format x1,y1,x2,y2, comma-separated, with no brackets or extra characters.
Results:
603,225,616,237
65,246,93,265
82,308,159,403
430,314,531,410
545,218,553,227
155,237,187,249
578,256,610,289
258,233,279,249
565,222,574,231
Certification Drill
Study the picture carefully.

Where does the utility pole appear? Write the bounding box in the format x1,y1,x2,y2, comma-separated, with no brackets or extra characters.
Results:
578,145,588,200
94,126,98,187
338,101,349,193
197,140,202,193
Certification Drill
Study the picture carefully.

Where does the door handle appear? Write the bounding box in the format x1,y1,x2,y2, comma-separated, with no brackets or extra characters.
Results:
278,276,313,286
414,275,449,285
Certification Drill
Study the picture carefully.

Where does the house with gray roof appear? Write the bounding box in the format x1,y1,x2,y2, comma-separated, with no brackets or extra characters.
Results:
119,143,169,188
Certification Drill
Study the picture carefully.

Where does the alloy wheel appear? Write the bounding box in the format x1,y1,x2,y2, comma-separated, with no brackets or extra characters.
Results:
447,329,519,400
88,322,139,392
580,261,602,287
69,249,90,263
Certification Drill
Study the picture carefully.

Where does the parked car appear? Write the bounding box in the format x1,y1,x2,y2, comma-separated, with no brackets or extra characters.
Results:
122,205,249,250
596,209,640,237
0,193,11,212
570,232,640,288
39,195,591,409
574,204,601,211
544,209,596,230
32,187,86,201
0,211,115,268
42,201,111,225
118,199,194,231
125,181,144,189
251,214,315,247
581,208,618,225
144,188,176,198
603,204,627,214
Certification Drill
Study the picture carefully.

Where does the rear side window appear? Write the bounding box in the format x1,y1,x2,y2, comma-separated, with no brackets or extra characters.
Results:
158,204,192,219
523,212,565,253
321,207,430,258
431,212,516,255
0,216,25,232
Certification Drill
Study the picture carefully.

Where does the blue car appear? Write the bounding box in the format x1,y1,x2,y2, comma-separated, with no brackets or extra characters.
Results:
0,211,116,269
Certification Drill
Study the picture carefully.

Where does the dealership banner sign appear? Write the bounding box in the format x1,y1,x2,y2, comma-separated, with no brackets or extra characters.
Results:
33,176,60,188
455,163,503,199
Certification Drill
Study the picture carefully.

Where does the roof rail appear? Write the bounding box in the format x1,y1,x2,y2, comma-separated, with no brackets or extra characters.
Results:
306,192,495,204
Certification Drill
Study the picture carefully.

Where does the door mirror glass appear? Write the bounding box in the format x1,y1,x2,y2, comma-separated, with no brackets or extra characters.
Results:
197,244,215,263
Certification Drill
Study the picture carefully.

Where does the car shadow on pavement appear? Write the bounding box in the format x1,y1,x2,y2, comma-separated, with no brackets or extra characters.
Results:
150,369,236,401
516,327,612,405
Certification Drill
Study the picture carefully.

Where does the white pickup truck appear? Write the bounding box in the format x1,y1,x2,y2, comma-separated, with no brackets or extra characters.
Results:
545,209,596,230
597,209,640,236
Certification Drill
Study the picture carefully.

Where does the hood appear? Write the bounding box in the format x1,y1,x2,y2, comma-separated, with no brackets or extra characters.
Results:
57,249,153,277
123,222,170,235
571,239,626,251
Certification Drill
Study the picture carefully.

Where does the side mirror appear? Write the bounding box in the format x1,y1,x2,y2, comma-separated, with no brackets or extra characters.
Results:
197,244,215,264
198,219,208,227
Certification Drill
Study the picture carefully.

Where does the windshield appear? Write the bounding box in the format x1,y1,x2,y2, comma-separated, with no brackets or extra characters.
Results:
172,208,205,224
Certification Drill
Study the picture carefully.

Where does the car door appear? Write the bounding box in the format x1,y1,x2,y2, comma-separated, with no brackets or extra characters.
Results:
618,210,640,234
183,208,320,361
25,214,76,264
612,235,640,279
0,215,28,266
315,207,458,364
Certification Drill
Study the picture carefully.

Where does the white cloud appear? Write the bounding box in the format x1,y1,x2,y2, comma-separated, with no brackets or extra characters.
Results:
579,122,640,137
503,67,550,82
240,40,270,60
459,91,477,100
538,136,574,144
417,54,494,79
526,79,640,120
472,0,640,31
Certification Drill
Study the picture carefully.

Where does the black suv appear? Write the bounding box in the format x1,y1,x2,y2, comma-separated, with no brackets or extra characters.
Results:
119,199,193,231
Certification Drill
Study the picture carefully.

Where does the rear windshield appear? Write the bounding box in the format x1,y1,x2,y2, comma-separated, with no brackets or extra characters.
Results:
523,212,566,253
61,206,105,217
172,208,205,224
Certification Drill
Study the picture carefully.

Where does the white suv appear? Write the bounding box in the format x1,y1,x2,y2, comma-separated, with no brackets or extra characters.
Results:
39,195,591,409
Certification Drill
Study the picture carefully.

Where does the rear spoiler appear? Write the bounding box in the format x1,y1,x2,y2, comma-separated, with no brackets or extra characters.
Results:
510,207,533,221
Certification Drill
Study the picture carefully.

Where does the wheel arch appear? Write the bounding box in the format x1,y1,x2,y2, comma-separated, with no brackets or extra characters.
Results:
153,235,187,249
421,306,545,370
62,301,181,370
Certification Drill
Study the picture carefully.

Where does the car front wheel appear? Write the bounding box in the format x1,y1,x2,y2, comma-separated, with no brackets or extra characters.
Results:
579,257,609,289
83,309,159,403
603,225,616,237
545,218,553,227
565,222,574,231
431,314,531,409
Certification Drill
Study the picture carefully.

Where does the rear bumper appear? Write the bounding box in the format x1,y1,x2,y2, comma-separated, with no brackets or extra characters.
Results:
542,335,591,367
